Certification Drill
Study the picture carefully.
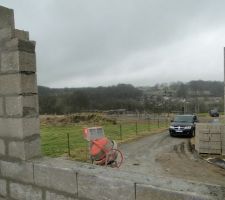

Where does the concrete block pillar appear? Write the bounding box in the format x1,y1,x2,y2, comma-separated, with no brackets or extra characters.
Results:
0,5,41,161
222,126,225,155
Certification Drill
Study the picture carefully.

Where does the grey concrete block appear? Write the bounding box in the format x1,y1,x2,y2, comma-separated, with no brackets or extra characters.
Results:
1,51,19,73
0,74,38,95
14,29,29,40
0,160,34,183
21,74,38,93
0,27,13,41
0,74,21,94
5,95,38,117
46,191,77,200
1,51,36,73
5,96,24,116
199,141,221,149
8,140,29,159
34,163,77,195
198,129,209,135
0,139,5,155
77,173,135,200
198,148,221,154
222,146,225,156
208,124,223,134
210,134,222,142
10,182,42,200
0,6,14,29
222,134,225,143
199,134,210,141
195,143,199,152
19,51,36,71
0,117,40,139
209,130,221,134
23,95,39,116
8,137,41,160
4,38,35,53
222,142,225,149
0,97,3,116
0,179,7,197
136,183,210,200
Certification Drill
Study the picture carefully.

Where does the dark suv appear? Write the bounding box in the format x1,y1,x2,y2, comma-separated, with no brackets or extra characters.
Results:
169,114,198,137
209,109,219,117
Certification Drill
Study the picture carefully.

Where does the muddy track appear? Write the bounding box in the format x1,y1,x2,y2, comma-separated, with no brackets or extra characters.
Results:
119,132,225,186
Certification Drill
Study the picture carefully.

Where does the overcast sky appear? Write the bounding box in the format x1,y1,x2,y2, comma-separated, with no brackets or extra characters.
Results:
1,0,225,88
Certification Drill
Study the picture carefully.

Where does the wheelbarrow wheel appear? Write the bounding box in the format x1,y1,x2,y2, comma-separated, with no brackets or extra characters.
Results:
106,149,123,168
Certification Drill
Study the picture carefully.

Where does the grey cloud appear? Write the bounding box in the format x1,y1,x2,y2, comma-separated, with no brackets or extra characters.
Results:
1,0,225,87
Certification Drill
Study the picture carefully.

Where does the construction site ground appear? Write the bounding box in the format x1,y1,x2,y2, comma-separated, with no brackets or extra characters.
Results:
119,131,225,186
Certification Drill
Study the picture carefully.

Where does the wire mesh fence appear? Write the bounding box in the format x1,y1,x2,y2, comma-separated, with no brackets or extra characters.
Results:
41,116,170,162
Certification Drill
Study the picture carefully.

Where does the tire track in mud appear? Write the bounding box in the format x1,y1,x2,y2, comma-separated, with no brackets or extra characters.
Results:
173,142,190,159
119,131,225,186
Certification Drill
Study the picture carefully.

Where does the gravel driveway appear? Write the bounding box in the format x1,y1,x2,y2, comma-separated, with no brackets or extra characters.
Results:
119,132,225,186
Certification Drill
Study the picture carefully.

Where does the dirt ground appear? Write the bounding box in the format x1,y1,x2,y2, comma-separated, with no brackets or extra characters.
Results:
119,132,225,186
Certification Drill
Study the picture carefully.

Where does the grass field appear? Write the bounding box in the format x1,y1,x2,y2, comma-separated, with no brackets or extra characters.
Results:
40,117,169,162
40,113,221,162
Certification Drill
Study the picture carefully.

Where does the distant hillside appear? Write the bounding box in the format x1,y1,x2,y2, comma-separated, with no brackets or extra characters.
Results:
139,80,223,97
38,84,143,114
38,80,224,114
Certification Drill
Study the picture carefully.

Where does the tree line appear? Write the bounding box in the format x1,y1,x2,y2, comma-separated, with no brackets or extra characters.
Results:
38,80,224,114
38,84,143,114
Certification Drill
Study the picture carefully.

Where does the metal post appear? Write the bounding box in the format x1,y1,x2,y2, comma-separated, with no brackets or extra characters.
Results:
86,143,88,161
67,133,71,157
120,124,122,140
136,121,138,135
224,47,225,120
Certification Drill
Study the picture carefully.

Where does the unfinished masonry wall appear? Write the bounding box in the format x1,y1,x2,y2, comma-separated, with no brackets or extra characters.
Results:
0,5,225,200
0,5,40,163
195,123,225,155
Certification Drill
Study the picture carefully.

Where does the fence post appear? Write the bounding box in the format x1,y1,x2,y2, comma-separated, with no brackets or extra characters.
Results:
120,124,122,140
67,133,71,157
157,117,160,128
148,118,151,131
136,121,138,135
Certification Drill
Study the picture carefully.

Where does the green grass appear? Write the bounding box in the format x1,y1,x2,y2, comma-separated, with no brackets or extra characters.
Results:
40,119,168,161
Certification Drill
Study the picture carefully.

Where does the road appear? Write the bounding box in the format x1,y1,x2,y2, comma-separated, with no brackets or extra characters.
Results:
119,132,225,186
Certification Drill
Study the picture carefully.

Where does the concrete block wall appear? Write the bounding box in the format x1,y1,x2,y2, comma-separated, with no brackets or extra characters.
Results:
0,5,40,162
222,132,225,156
195,123,225,155
0,5,225,200
1,158,223,200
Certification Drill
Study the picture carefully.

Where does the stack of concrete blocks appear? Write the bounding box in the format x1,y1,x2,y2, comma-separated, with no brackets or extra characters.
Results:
195,123,225,155
222,125,225,156
0,6,40,161
0,5,225,200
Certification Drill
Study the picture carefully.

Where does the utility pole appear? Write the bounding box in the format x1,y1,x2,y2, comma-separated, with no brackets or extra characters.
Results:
224,47,225,118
